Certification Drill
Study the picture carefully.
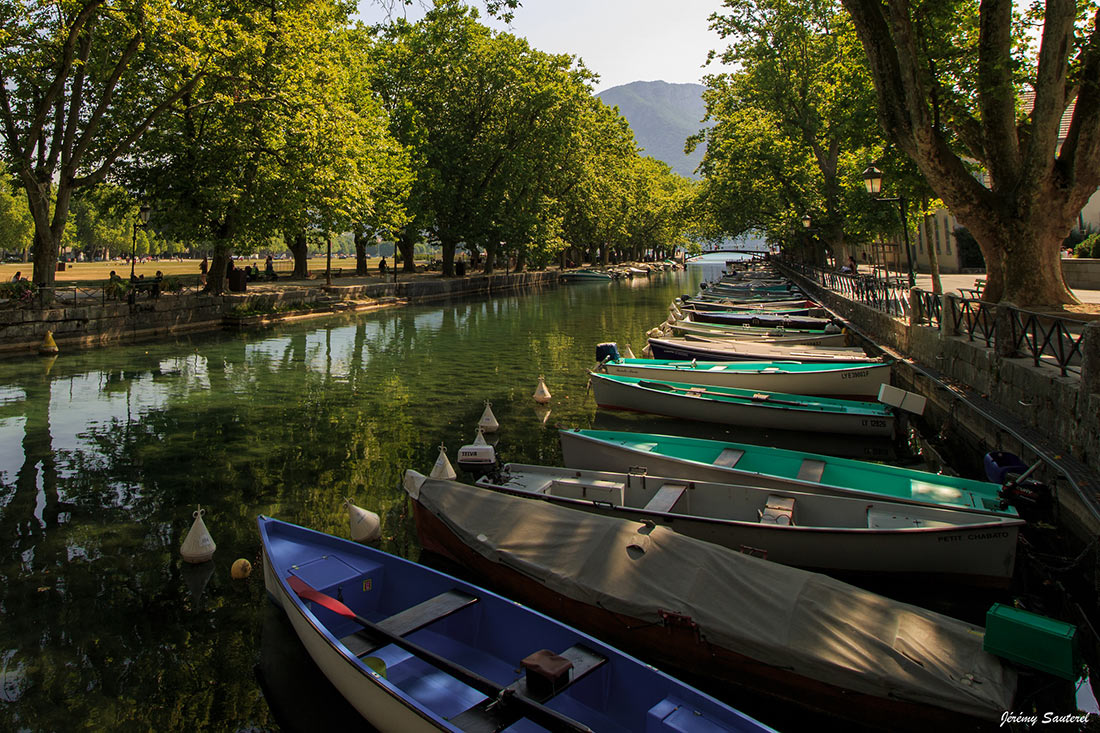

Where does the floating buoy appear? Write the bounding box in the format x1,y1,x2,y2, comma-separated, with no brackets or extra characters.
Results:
39,330,58,356
478,401,499,433
231,558,252,579
345,497,381,543
181,506,216,564
623,344,636,359
533,376,551,404
472,426,489,446
430,443,457,480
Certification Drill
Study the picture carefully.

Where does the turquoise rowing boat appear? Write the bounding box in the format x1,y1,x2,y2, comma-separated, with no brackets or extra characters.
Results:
588,373,896,436
596,356,892,397
558,429,1017,516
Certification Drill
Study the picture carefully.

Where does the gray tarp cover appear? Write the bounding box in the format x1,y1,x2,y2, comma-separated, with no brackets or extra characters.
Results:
409,474,1016,720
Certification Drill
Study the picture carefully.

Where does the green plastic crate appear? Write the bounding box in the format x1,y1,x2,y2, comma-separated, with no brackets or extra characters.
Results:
983,603,1081,680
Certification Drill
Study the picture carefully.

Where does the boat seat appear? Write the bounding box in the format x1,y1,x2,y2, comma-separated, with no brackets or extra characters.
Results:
713,448,744,468
448,644,608,731
644,483,687,513
340,589,479,659
796,458,826,483
759,495,796,525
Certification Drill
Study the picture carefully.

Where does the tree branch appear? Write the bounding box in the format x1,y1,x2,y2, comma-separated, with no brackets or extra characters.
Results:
977,0,1020,187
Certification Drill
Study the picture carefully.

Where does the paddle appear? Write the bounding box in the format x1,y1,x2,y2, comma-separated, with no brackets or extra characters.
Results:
287,575,593,733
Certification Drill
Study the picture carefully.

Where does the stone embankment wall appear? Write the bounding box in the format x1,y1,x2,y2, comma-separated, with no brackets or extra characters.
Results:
787,269,1100,537
1063,258,1100,289
0,270,561,356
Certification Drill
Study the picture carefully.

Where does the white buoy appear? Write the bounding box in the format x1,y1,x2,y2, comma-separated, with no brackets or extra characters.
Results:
533,376,551,404
181,506,216,564
472,426,489,446
430,443,457,480
478,400,499,433
623,344,636,359
345,498,381,543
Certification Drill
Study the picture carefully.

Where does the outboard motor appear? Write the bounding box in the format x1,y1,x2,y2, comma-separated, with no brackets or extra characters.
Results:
986,451,1051,518
595,342,621,364
458,442,497,477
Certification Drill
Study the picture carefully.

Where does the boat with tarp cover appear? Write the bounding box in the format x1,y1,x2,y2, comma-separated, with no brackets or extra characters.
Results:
402,472,1017,731
259,515,772,733
558,429,1018,517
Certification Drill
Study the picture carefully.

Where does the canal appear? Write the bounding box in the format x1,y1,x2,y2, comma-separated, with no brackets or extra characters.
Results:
0,260,1049,730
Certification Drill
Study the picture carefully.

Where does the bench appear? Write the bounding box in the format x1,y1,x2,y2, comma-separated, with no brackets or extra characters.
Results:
713,448,744,468
958,277,986,300
796,458,826,483
759,495,796,525
643,483,687,513
340,589,479,658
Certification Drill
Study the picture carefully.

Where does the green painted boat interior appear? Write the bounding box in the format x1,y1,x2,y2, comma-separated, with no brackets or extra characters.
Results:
616,358,887,373
572,429,1015,515
593,374,892,416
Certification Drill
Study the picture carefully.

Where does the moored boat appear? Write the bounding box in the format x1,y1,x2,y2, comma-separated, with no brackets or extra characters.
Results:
647,336,877,363
561,269,614,281
588,372,896,437
680,308,834,329
402,473,1017,731
558,429,1018,516
258,515,772,733
660,320,848,346
596,356,892,397
475,463,1023,583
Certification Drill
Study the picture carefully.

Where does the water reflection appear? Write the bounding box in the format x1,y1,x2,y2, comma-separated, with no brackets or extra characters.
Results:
0,259,920,729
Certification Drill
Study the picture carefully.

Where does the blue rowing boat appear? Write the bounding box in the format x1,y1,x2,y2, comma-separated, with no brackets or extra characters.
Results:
259,516,773,733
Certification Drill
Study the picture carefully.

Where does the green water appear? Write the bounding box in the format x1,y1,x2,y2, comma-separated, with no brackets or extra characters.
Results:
3,266,781,730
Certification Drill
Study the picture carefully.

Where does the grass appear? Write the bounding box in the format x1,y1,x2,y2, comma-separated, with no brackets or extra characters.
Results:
0,256,381,284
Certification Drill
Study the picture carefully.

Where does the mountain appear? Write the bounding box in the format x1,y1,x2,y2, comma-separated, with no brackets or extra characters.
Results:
596,80,709,179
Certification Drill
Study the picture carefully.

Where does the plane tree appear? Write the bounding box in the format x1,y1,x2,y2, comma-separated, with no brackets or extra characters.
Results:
0,0,226,295
841,0,1100,305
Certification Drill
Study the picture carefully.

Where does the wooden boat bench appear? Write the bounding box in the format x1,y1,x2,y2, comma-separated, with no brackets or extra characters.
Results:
340,589,479,658
796,458,826,483
759,495,796,525
644,483,687,513
449,643,607,732
713,448,744,468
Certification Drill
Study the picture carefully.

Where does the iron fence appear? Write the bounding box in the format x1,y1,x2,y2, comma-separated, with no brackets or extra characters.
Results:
0,281,207,309
785,259,911,318
947,294,1086,376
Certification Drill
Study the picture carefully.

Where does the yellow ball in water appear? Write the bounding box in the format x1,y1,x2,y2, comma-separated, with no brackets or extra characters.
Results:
231,558,252,579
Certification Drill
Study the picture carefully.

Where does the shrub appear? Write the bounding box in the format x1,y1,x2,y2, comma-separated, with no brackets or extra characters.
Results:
1074,233,1100,258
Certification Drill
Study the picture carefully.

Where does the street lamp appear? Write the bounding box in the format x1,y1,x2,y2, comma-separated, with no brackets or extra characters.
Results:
130,204,151,280
862,164,915,287
801,213,813,229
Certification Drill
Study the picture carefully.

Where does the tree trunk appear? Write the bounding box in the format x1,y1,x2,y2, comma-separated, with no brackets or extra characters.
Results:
354,230,369,276
207,243,230,295
921,201,943,295
440,234,457,277
397,230,417,273
514,248,527,272
286,232,309,278
483,241,496,274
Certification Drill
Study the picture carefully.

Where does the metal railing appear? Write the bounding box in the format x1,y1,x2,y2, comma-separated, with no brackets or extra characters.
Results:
0,282,207,309
947,295,1086,376
786,259,912,318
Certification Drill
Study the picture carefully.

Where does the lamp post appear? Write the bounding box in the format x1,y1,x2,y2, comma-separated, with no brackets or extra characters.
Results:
130,204,151,280
862,165,915,287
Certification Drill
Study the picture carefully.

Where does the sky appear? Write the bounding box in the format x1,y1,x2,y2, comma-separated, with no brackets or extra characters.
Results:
356,0,733,93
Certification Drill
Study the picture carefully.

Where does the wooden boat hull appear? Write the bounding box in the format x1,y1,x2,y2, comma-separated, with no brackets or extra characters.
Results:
599,359,891,398
405,479,1016,732
648,337,877,363
589,372,895,437
476,464,1021,583
259,516,767,733
558,429,1015,516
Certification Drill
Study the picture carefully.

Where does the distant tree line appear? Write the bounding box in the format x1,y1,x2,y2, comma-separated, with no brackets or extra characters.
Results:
0,0,698,295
